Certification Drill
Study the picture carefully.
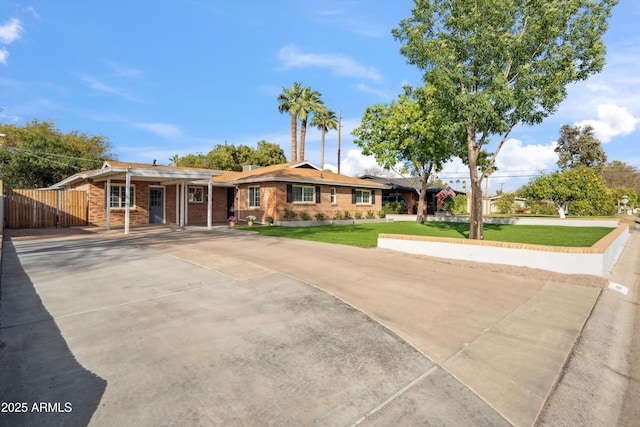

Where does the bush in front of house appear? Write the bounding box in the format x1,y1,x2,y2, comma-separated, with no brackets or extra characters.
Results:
366,211,375,219
283,208,297,220
354,211,363,219
382,202,406,214
343,210,352,219
315,213,326,221
299,210,311,221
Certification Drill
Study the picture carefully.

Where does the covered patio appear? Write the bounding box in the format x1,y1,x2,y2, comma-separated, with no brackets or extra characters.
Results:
49,161,232,234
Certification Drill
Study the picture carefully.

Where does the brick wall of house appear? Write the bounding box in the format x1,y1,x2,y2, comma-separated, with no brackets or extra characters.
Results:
71,180,229,227
236,182,382,222
186,186,228,224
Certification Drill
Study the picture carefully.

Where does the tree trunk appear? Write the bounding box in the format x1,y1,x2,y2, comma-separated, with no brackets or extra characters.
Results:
299,119,307,162
469,177,484,239
467,123,484,240
416,172,428,223
290,114,297,163
320,122,325,169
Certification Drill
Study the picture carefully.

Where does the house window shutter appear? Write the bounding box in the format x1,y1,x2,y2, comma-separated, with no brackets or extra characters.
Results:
286,184,293,202
315,186,321,203
371,190,376,204
352,188,356,204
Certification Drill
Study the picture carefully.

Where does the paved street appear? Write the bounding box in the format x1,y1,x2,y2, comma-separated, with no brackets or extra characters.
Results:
1,225,637,426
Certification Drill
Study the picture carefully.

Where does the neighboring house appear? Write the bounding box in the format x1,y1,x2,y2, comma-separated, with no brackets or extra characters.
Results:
359,175,462,215
49,160,385,232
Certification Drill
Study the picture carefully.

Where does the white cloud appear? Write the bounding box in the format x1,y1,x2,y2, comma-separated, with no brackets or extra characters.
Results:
134,122,180,139
278,44,382,82
323,149,379,176
353,83,395,101
0,18,23,44
0,48,8,65
495,138,558,175
79,74,145,103
575,103,639,143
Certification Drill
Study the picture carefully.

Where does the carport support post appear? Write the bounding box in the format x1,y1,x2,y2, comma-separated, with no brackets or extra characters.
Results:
180,183,186,227
207,176,212,230
106,178,111,230
124,170,131,234
175,184,179,225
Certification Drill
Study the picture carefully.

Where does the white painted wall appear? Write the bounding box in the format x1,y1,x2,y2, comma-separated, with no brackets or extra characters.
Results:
378,226,630,277
386,215,619,228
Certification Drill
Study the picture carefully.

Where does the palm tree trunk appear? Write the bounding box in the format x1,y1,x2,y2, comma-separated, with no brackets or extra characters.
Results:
299,119,307,162
321,121,325,169
290,114,297,162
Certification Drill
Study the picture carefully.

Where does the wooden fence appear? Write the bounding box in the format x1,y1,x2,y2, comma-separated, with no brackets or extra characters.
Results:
6,189,88,228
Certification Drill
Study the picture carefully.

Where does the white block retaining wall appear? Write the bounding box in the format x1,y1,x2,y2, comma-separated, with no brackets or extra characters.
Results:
378,223,630,277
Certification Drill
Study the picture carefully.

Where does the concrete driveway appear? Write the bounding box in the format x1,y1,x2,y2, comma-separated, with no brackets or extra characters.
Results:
0,225,632,426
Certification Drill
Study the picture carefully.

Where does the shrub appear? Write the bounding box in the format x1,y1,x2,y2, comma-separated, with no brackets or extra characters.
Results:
315,212,326,221
378,209,386,218
354,211,363,219
283,208,297,220
527,200,557,216
494,193,516,214
265,216,274,225
343,210,352,219
299,210,311,221
334,210,343,220
382,202,405,214
366,211,375,219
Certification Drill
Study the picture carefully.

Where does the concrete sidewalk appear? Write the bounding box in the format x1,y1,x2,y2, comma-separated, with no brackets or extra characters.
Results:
1,224,630,426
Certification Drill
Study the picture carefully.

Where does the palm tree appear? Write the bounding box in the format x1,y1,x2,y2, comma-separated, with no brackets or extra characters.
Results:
297,86,323,162
277,82,303,162
310,107,337,169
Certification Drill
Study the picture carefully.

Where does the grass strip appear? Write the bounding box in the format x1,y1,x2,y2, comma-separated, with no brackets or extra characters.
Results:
244,222,613,248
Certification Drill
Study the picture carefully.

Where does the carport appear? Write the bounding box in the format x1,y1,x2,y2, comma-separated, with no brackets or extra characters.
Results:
49,161,229,233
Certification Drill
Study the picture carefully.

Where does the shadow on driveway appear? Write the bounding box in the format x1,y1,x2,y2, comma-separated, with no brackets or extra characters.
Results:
0,239,106,427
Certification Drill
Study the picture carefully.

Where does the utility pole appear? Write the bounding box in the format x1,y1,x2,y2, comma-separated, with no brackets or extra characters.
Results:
337,109,342,175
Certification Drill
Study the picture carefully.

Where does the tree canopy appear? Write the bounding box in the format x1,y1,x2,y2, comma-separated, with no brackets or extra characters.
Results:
555,124,607,171
0,120,114,188
171,141,287,171
392,0,617,238
522,167,613,217
353,86,455,222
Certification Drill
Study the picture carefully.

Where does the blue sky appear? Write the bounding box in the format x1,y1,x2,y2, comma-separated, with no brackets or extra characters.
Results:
1,0,638,193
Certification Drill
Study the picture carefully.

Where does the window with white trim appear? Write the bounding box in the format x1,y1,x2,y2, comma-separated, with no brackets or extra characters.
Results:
188,186,203,203
248,186,260,208
355,189,371,204
109,185,135,209
330,187,336,204
293,185,315,203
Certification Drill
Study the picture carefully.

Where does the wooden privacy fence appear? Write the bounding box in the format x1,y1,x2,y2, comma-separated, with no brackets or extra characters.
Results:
6,189,88,228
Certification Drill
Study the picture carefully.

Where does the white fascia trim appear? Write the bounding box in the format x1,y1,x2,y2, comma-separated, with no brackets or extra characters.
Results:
229,176,388,189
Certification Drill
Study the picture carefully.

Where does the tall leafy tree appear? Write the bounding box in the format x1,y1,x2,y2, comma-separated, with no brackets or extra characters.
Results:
171,141,286,171
277,82,303,162
601,160,640,194
555,124,607,171
393,0,617,239
353,86,455,223
0,120,114,188
310,106,337,169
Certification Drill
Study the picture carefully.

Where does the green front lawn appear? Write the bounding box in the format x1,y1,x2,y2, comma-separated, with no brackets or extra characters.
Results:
244,222,613,248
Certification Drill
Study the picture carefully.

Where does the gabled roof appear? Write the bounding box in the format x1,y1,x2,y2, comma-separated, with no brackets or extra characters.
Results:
212,162,386,189
359,175,421,192
49,161,225,189
49,160,386,190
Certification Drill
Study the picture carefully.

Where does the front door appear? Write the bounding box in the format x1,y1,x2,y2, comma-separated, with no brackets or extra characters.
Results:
149,187,165,223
